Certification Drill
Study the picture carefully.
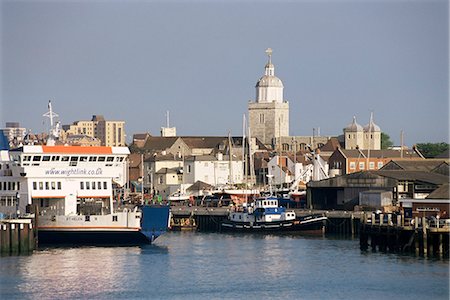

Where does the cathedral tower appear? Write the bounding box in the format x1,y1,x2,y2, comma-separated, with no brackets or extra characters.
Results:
248,48,289,148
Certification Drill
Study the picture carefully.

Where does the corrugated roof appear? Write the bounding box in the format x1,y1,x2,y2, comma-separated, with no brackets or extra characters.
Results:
375,170,449,185
426,184,449,199
381,159,447,172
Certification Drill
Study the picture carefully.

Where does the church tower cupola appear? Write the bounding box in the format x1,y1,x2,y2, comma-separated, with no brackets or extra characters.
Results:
256,48,284,103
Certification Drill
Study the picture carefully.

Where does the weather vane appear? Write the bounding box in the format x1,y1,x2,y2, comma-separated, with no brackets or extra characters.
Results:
265,48,273,63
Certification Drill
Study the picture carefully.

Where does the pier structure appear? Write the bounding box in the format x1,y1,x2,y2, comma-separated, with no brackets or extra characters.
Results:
359,212,449,257
0,219,35,255
170,206,363,233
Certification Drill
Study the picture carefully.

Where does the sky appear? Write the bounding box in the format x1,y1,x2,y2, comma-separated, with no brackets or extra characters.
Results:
1,0,448,147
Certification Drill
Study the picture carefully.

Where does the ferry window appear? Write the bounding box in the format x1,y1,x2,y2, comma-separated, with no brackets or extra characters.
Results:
70,156,78,162
57,182,61,190
86,182,90,190
103,182,107,189
112,215,118,222
92,182,96,190
89,157,97,162
80,182,84,190
80,156,88,162
51,182,56,190
45,182,49,190
51,156,60,161
33,156,41,161
98,182,101,189
39,182,43,190
61,156,69,162
23,156,31,161
42,156,51,161
106,157,114,162
98,157,106,162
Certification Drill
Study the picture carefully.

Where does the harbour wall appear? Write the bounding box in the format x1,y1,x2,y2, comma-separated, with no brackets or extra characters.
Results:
0,219,35,255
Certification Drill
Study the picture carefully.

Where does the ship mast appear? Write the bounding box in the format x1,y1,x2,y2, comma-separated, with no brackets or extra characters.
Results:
42,100,60,146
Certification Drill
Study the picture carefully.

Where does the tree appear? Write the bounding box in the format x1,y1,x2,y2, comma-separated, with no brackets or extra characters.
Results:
381,132,393,149
416,143,449,158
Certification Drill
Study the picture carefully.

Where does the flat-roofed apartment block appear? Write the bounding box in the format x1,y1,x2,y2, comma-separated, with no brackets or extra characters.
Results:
63,115,125,147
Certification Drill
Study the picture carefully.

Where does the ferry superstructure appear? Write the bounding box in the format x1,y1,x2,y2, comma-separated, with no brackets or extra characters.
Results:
0,144,169,244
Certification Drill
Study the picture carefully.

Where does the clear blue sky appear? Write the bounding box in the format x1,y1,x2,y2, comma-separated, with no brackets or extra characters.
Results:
1,0,448,147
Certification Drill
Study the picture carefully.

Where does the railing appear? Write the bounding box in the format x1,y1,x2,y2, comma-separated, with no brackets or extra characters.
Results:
363,212,450,230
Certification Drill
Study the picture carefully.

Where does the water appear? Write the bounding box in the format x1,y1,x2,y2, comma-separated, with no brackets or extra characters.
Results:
0,232,448,299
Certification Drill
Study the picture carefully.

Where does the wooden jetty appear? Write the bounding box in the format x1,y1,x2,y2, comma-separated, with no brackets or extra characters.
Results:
359,212,449,257
0,219,36,255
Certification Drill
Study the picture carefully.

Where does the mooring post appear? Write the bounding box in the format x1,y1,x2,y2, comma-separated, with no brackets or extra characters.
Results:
422,217,428,256
10,223,19,254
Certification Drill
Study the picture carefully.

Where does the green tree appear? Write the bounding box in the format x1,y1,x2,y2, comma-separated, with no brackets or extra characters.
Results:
416,142,449,158
381,132,394,149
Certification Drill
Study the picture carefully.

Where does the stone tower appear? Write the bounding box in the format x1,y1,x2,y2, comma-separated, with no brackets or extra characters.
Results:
248,48,289,148
344,114,381,150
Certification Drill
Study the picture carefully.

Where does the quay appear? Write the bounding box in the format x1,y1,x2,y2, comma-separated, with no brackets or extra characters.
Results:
0,219,36,255
360,212,449,258
169,205,363,234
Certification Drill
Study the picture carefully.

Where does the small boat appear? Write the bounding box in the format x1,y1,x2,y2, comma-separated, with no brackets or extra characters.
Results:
167,192,190,201
221,197,296,231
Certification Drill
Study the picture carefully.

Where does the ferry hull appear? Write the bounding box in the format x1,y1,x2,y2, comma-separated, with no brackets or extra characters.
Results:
37,230,151,245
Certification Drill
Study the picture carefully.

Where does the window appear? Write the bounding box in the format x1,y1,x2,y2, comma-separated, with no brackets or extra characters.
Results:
159,176,164,184
112,215,118,222
98,182,102,189
92,182,96,190
45,182,49,190
86,182,90,190
80,156,88,162
42,156,51,161
98,157,106,162
51,182,56,190
57,182,62,190
359,162,365,170
259,113,265,124
369,162,375,170
349,162,356,170
80,182,84,190
103,182,107,189
377,162,383,169
33,156,41,161
61,156,69,162
39,182,43,190
51,156,60,161
33,182,37,190
89,157,97,162
106,157,114,162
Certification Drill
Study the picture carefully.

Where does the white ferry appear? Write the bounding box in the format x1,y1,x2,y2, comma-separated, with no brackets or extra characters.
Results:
0,102,170,245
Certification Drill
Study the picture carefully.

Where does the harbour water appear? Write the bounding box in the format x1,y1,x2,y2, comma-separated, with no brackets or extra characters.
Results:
0,232,448,299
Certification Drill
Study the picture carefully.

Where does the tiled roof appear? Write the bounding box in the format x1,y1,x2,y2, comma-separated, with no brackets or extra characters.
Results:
340,149,422,159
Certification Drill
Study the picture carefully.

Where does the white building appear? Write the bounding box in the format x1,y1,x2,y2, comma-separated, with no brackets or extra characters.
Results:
184,153,244,187
344,113,381,150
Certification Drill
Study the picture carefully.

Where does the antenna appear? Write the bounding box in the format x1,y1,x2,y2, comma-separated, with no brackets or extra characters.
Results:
166,111,170,128
43,100,60,146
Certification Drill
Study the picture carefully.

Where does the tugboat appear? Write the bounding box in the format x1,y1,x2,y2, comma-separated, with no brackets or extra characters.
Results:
221,196,327,232
221,197,296,231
